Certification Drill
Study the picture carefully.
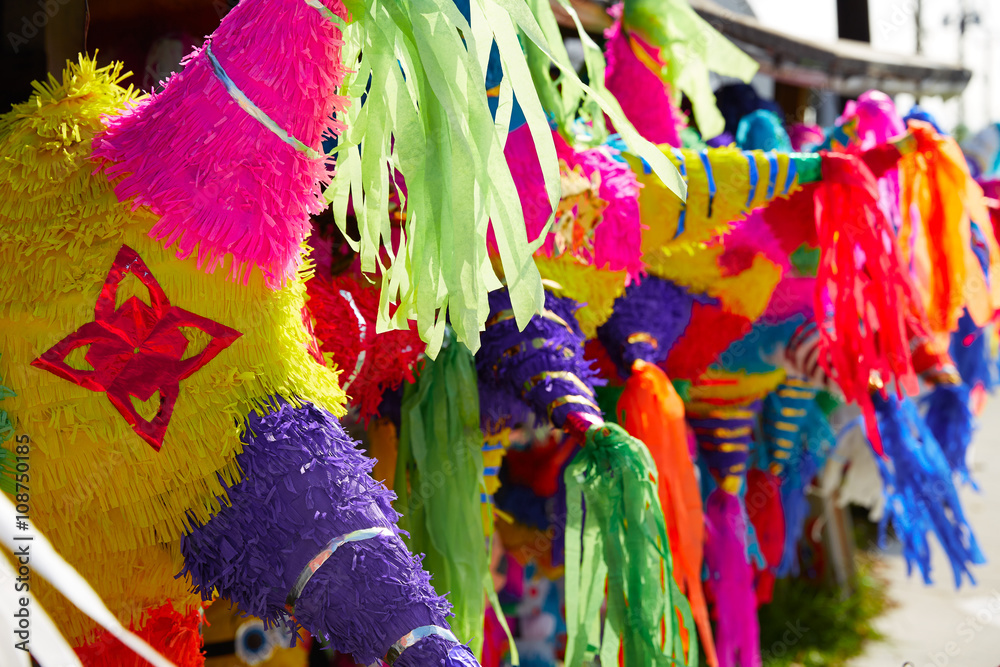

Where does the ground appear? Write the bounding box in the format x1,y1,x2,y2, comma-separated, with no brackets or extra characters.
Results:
848,395,1000,667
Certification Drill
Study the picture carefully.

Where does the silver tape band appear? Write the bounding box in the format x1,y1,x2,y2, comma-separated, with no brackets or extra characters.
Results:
284,526,395,614
205,43,323,161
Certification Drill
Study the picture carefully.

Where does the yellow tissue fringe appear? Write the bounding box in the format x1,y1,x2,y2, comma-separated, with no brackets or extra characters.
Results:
0,57,347,641
533,254,627,338
631,147,798,277
649,236,783,321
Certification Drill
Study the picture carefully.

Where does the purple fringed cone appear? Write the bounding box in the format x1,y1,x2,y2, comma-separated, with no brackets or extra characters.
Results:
476,288,602,430
597,275,695,377
181,400,475,666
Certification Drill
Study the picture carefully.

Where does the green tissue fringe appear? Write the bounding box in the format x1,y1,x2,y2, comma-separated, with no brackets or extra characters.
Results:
396,331,489,653
330,0,684,357
564,421,695,667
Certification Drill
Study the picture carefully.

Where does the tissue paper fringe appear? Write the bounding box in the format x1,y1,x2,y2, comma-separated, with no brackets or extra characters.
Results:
636,147,799,276
306,272,424,421
181,400,453,665
92,0,350,288
477,289,602,432
74,601,203,667
0,56,346,639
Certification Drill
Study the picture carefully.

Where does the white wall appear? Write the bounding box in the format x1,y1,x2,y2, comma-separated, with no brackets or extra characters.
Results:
746,0,999,134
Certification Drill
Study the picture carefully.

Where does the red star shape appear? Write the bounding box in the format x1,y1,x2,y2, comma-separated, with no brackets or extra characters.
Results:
32,245,241,450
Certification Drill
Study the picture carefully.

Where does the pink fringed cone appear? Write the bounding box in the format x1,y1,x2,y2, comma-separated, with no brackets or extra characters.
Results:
501,124,644,279
603,5,684,147
705,490,763,667
92,0,350,287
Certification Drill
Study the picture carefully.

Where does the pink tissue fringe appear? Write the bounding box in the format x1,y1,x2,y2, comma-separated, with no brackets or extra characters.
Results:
722,212,815,322
603,8,684,147
92,0,351,288
502,125,644,279
705,490,762,667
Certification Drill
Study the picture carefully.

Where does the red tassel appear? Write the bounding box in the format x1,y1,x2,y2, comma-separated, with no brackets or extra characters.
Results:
812,153,918,455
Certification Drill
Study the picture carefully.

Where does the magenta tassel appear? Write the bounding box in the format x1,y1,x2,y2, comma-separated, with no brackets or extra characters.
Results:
704,490,762,667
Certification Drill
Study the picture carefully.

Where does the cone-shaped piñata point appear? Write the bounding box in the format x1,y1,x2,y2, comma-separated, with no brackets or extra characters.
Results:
92,0,350,288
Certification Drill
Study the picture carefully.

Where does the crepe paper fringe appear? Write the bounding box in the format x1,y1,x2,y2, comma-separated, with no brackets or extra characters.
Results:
618,361,717,667
653,214,786,327
603,9,684,147
93,0,349,288
872,394,985,588
703,490,762,667
635,147,800,277
477,288,602,432
395,334,489,651
329,0,556,356
564,421,695,667
921,383,976,487
598,276,695,378
180,400,457,665
621,0,758,140
532,254,629,339
839,91,905,232
504,126,644,280
306,271,424,421
899,121,1000,333
0,56,347,640
745,469,784,606
813,152,918,455
74,602,203,667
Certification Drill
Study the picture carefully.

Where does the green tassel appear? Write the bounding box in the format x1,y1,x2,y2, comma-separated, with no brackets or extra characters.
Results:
396,331,488,653
564,422,695,667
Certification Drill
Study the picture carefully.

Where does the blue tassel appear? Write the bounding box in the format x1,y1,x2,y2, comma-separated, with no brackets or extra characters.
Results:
873,394,984,587
921,383,976,488
950,309,995,390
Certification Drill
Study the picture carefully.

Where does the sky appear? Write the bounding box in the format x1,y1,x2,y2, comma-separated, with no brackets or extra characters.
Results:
746,0,998,134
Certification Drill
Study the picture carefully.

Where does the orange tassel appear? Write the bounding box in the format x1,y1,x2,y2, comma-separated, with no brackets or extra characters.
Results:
618,360,718,667
899,120,1000,332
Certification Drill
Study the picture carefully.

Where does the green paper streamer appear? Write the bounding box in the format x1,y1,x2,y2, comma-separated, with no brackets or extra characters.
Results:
330,0,686,356
623,0,759,140
396,331,488,652
564,422,695,667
